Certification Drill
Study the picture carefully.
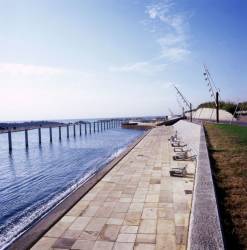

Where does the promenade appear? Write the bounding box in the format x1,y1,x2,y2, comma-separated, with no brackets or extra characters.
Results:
32,126,196,250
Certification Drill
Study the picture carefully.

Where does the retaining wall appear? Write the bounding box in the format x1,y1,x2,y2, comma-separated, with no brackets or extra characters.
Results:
173,120,225,250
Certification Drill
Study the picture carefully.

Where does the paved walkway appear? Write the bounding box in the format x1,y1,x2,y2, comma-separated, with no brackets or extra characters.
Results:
32,126,196,250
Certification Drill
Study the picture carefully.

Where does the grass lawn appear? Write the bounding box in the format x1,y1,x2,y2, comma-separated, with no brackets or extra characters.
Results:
205,123,247,250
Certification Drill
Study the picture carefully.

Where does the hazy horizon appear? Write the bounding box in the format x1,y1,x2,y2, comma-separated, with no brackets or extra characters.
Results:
0,114,168,123
0,0,246,121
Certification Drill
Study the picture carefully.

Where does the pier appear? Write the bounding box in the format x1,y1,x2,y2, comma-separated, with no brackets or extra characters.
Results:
1,119,124,153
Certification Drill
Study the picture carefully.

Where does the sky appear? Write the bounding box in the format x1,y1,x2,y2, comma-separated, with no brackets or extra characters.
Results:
0,0,246,121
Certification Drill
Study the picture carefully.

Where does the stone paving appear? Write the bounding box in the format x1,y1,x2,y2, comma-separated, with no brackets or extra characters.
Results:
32,126,196,250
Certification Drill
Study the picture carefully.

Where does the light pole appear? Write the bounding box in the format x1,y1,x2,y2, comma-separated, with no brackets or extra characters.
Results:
203,65,220,123
174,85,193,122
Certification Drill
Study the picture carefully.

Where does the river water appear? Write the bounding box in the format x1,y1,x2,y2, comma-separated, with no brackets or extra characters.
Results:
0,125,144,249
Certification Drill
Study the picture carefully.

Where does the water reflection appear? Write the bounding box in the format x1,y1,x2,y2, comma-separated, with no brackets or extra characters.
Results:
7,153,16,179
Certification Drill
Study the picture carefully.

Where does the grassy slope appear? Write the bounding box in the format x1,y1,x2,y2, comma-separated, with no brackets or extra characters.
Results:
205,124,247,250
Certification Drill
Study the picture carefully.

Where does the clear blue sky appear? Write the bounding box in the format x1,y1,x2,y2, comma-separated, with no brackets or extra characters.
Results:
0,0,246,120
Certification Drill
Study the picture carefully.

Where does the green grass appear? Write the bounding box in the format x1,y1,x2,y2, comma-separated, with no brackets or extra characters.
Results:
205,123,247,250
215,124,247,145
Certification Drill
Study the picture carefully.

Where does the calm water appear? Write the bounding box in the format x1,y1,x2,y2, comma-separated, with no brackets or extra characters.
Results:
0,126,144,249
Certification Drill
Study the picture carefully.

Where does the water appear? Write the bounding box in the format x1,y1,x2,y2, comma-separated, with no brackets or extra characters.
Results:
0,126,144,249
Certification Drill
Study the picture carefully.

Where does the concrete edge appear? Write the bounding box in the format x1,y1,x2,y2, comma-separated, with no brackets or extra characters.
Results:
163,117,184,126
8,130,151,250
187,126,225,250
